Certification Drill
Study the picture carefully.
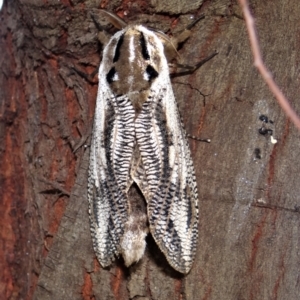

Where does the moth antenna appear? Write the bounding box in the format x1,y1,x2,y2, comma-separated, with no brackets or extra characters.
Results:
99,9,127,29
152,29,181,60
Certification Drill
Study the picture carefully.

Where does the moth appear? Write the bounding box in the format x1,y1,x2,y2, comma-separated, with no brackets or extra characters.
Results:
88,11,209,274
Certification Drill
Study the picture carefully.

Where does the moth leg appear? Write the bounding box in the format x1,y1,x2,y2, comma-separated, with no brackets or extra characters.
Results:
160,14,205,61
90,14,112,46
187,134,211,143
178,112,211,143
170,51,218,76
71,66,98,84
170,14,205,48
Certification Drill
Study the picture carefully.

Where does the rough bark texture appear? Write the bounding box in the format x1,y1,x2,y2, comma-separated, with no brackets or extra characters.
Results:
1,0,300,299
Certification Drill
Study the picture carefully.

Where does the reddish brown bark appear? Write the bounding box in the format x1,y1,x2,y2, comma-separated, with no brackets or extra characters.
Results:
1,1,300,299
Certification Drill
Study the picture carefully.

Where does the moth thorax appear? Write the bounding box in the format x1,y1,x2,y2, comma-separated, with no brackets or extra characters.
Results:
106,27,160,96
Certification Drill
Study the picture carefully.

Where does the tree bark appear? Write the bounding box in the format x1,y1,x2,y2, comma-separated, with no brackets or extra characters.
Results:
1,0,300,299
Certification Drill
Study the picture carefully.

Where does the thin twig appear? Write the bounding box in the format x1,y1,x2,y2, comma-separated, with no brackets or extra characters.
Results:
238,0,300,130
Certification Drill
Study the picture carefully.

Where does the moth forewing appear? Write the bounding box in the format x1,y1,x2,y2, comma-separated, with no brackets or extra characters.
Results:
88,16,200,274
